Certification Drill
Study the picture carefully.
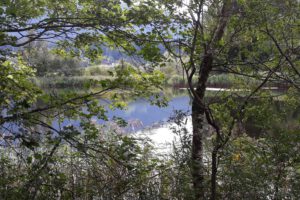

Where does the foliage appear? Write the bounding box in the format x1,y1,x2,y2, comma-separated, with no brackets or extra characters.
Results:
0,127,167,199
22,41,85,77
218,129,300,199
167,110,195,200
0,59,42,118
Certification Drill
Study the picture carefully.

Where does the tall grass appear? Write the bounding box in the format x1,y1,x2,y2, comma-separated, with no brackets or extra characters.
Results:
83,65,112,76
32,75,111,88
32,65,114,88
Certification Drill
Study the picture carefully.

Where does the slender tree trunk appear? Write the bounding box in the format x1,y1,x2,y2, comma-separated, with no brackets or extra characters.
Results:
210,148,218,200
210,137,221,200
192,53,213,199
191,1,233,199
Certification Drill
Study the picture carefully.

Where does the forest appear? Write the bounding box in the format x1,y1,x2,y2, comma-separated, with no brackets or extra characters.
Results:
0,0,300,199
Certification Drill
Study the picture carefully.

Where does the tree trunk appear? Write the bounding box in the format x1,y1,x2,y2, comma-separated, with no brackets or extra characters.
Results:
210,140,221,200
210,148,218,200
191,101,205,199
191,1,233,199
192,53,213,199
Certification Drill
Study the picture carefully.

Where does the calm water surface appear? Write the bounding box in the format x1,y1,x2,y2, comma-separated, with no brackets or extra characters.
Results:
106,95,191,127
53,95,191,131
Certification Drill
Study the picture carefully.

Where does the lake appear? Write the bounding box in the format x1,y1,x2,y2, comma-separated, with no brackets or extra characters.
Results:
106,95,191,128
52,95,192,133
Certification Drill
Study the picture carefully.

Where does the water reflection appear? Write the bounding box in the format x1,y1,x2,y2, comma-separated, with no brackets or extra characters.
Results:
106,96,191,129
50,95,191,132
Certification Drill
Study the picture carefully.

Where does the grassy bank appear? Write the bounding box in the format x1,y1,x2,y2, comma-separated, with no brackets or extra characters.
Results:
32,75,112,89
32,65,113,88
33,64,288,92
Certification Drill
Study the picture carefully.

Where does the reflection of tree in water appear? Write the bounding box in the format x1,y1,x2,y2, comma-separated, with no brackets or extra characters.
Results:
103,119,144,134
127,119,143,132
